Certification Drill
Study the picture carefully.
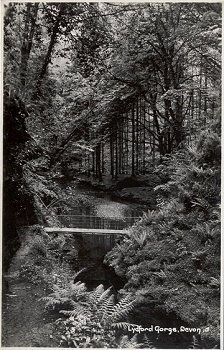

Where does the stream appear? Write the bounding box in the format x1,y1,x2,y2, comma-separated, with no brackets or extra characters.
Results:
2,181,148,347
55,181,147,290
51,183,190,349
2,181,193,348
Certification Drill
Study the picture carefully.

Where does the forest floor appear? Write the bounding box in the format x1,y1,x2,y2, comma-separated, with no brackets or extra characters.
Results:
1,230,57,347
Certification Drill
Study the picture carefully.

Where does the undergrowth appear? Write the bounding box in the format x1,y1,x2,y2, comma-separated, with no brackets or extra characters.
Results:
18,226,76,287
47,283,142,348
105,129,221,349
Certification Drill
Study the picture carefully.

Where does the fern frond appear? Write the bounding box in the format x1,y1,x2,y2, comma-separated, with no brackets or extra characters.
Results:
42,280,88,311
60,302,91,317
131,230,148,247
107,295,135,323
73,268,87,281
97,286,113,306
70,281,87,297
43,296,75,310
89,284,105,304
100,294,115,322
189,335,201,349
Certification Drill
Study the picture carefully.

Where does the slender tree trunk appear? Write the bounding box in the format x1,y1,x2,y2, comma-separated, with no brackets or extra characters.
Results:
118,120,121,175
143,100,146,174
32,4,64,99
131,104,135,176
198,56,203,121
170,57,184,148
126,113,129,174
20,3,39,86
120,116,124,174
110,132,114,179
101,143,104,174
140,97,144,174
20,3,31,86
191,89,195,140
96,143,102,181
204,61,208,123
87,153,90,176
174,86,184,147
115,121,118,180
152,112,155,164
136,99,139,174
92,152,95,175
167,127,172,153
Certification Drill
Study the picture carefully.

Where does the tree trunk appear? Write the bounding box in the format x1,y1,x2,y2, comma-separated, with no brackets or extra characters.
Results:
136,98,139,174
20,3,39,86
126,113,129,174
115,122,118,180
110,132,114,179
101,142,104,174
143,100,146,174
32,4,64,99
96,143,102,181
131,104,135,176
92,152,95,175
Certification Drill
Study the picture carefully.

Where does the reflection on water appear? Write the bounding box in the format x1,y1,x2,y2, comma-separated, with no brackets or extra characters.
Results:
55,181,146,224
61,189,143,219
69,202,141,218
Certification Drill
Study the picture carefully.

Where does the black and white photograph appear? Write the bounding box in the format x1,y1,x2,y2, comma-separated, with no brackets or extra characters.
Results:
1,1,222,349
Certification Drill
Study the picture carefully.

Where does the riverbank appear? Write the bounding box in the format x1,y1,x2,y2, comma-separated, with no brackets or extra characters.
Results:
2,228,57,347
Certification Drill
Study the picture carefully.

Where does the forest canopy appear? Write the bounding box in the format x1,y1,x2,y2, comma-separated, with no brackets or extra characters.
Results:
4,2,221,177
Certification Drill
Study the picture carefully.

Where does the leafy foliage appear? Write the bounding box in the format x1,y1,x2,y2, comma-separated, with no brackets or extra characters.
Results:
43,281,87,311
53,283,139,348
18,226,77,287
105,129,221,348
4,3,221,174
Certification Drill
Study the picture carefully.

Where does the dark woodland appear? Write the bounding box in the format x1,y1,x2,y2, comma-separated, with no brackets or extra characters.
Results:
2,2,221,349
